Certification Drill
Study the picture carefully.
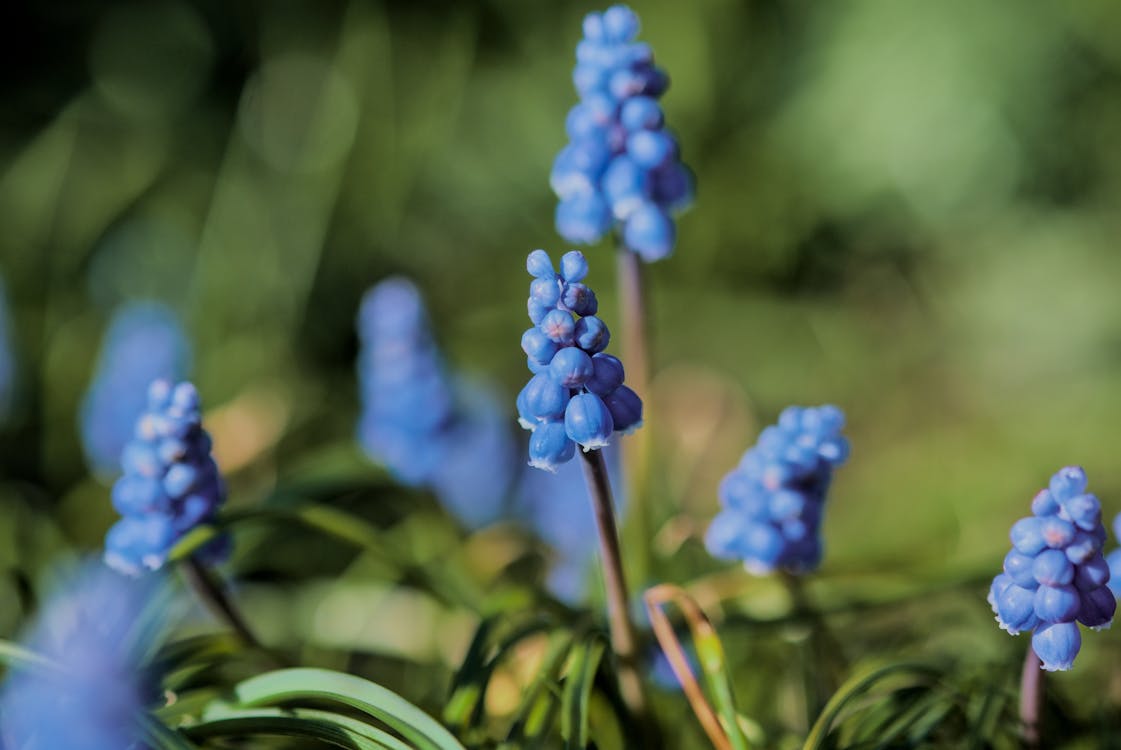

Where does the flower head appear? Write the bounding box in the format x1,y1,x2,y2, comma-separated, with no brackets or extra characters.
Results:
0,561,164,749
989,466,1114,671
356,278,515,529
552,4,693,262
105,379,227,575
80,301,192,478
706,405,849,575
519,250,641,470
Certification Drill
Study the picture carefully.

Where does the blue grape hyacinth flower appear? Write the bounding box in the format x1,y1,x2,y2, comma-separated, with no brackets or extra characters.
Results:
105,379,228,575
518,249,641,471
989,466,1114,672
80,301,192,478
356,278,515,529
552,4,693,262
0,561,163,750
706,405,849,575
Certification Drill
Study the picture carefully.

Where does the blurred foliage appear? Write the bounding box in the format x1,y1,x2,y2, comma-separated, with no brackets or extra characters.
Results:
4,0,1121,747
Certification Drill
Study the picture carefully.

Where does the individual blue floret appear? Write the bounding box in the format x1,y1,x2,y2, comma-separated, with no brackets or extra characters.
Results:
705,405,849,575
105,379,227,575
80,301,192,478
552,5,693,262
518,250,641,471
0,561,164,749
989,466,1114,671
356,278,515,529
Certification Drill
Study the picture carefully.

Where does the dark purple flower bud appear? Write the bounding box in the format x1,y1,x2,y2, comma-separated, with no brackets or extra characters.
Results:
561,283,599,316
1077,585,1115,629
585,353,625,395
574,315,611,354
603,385,642,433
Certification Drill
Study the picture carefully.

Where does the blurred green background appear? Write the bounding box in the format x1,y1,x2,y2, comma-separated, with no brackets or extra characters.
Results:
4,0,1121,746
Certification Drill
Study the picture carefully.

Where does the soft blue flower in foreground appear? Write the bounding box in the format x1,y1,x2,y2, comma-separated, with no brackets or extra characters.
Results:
706,405,849,575
80,301,191,478
988,466,1114,671
519,250,641,471
105,379,228,575
552,4,693,261
0,562,162,749
357,278,515,529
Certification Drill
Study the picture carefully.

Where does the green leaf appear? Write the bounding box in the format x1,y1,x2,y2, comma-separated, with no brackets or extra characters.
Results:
560,635,607,750
139,714,199,750
505,630,574,744
193,704,415,750
0,638,59,674
229,667,466,750
802,662,942,750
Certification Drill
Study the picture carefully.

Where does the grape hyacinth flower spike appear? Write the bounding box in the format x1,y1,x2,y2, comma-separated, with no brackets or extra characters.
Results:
0,561,165,750
519,249,641,469
356,277,515,529
517,248,647,722
552,4,693,262
706,405,850,575
106,379,260,648
989,467,1114,744
1103,511,1121,597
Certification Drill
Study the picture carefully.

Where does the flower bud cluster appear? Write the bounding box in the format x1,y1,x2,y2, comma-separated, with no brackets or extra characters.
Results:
357,278,515,529
517,249,641,471
988,466,1114,671
706,405,849,575
551,4,693,262
105,380,228,575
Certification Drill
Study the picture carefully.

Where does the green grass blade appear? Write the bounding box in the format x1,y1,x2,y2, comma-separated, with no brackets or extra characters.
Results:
195,704,415,750
802,662,942,750
560,635,606,750
0,639,59,673
231,667,466,750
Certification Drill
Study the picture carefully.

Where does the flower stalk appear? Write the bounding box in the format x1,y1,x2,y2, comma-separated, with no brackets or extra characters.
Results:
181,555,262,651
1020,647,1042,748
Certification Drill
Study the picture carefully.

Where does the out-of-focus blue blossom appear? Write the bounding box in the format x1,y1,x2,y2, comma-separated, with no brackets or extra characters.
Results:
0,278,15,424
706,405,849,575
552,5,693,262
1104,512,1121,598
519,250,641,471
988,466,1114,671
80,301,191,478
357,278,515,529
0,561,163,750
516,443,624,603
105,380,228,575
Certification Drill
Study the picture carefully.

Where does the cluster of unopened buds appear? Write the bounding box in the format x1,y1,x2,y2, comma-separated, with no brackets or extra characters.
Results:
706,405,849,574
989,466,1115,671
517,249,641,470
104,379,228,575
551,4,692,261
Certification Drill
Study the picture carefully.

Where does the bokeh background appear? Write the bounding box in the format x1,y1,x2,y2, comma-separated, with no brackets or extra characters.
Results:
4,0,1121,746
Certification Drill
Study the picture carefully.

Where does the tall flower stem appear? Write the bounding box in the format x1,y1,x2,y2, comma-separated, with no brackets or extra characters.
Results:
616,243,652,582
580,447,648,723
1020,647,1042,748
781,572,846,726
181,556,262,651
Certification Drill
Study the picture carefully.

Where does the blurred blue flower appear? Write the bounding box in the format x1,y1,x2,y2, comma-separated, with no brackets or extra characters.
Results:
0,278,15,424
706,405,849,575
515,442,624,603
1104,511,1121,598
552,5,693,261
988,466,1114,671
356,278,515,529
0,561,163,750
105,380,228,575
519,250,641,472
80,301,191,478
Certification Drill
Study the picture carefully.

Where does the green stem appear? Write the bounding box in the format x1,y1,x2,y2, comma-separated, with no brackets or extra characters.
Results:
579,448,648,728
1020,647,1042,748
180,556,262,652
